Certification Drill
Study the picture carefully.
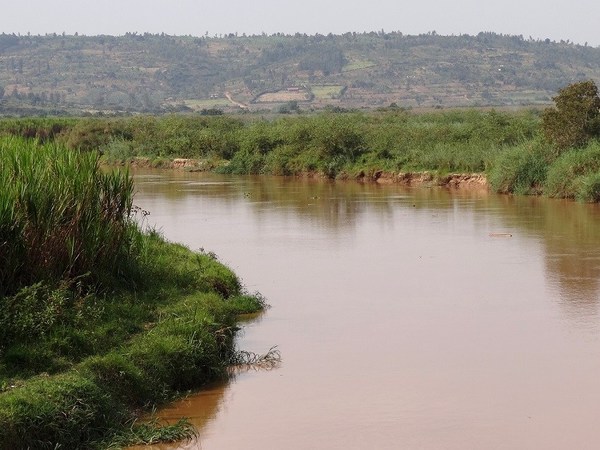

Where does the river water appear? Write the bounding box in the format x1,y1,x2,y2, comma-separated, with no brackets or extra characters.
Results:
131,169,600,450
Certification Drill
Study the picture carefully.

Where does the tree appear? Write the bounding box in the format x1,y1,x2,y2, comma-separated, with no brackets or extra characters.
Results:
541,80,600,152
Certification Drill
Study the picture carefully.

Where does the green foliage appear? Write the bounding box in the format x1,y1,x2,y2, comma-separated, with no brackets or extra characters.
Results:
0,118,74,141
60,118,121,152
313,114,366,160
125,297,229,400
0,283,70,346
3,32,600,113
101,137,134,162
227,294,268,315
0,126,267,449
108,418,196,447
8,107,600,203
488,140,549,194
0,137,138,295
0,285,251,448
216,110,538,177
545,142,600,199
0,229,265,448
79,353,150,408
0,372,118,449
0,110,540,179
541,80,600,152
577,172,600,202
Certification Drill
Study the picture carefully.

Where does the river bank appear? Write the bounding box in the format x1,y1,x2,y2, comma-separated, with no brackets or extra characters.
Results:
2,109,596,201
0,137,266,449
127,156,490,189
0,236,266,449
0,109,532,177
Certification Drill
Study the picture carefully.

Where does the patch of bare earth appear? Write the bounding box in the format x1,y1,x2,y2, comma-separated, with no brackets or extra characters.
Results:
357,171,489,189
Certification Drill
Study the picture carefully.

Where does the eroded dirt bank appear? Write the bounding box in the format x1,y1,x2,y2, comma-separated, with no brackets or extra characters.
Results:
355,170,488,189
126,157,490,190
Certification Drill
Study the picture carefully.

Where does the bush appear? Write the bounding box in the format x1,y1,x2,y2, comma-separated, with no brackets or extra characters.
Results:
541,80,600,153
0,133,266,448
0,247,264,448
488,141,548,194
0,283,71,347
577,172,600,202
545,142,600,199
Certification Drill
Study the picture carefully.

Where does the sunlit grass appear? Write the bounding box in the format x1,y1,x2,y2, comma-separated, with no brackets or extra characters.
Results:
0,137,136,296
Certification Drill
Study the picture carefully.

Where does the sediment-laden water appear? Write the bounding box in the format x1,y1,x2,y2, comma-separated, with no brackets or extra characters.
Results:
131,169,600,450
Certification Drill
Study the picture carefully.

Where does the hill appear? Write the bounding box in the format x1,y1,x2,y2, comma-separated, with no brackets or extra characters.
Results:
1,31,600,115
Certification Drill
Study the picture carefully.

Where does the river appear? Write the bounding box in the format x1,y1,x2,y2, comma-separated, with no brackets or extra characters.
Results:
130,169,600,450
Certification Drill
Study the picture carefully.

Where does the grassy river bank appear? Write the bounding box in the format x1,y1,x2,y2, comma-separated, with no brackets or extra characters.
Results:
0,137,265,449
1,105,599,201
0,99,598,446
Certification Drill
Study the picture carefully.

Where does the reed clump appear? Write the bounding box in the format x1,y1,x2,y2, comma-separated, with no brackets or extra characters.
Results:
0,136,137,296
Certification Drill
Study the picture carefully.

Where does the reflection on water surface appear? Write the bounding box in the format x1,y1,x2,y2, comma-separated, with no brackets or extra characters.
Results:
131,170,600,450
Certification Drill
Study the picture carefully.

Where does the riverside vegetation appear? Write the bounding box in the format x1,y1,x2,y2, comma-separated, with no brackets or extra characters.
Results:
0,80,598,449
2,81,599,201
0,137,266,449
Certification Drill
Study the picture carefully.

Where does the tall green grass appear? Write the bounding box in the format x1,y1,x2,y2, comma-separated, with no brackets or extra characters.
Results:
7,111,600,202
217,110,539,177
0,137,136,296
488,139,549,194
545,142,600,200
0,135,267,448
0,110,541,180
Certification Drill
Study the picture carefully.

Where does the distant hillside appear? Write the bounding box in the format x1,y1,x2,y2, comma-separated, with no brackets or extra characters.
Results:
1,31,599,115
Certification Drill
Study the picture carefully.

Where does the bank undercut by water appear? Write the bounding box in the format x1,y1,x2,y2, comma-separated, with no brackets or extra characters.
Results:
0,137,266,449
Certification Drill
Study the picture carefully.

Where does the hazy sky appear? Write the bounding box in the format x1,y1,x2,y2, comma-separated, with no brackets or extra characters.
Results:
2,0,599,46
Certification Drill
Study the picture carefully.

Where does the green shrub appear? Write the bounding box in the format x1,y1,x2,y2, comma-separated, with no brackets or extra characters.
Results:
263,144,298,176
0,283,70,345
577,172,600,202
133,231,242,297
100,137,134,162
227,293,267,315
488,141,548,194
541,80,600,153
125,302,228,402
0,132,266,448
108,418,196,447
219,147,266,174
545,143,600,199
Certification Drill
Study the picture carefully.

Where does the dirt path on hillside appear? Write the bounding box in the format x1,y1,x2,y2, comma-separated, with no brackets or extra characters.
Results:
224,92,248,109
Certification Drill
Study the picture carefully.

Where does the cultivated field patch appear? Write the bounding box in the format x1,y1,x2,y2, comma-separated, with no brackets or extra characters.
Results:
311,85,346,99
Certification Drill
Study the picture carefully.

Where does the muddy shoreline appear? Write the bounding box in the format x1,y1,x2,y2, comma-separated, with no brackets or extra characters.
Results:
127,157,490,190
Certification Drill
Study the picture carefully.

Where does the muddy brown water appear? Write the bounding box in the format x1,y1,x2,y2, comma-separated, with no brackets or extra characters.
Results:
129,169,600,450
